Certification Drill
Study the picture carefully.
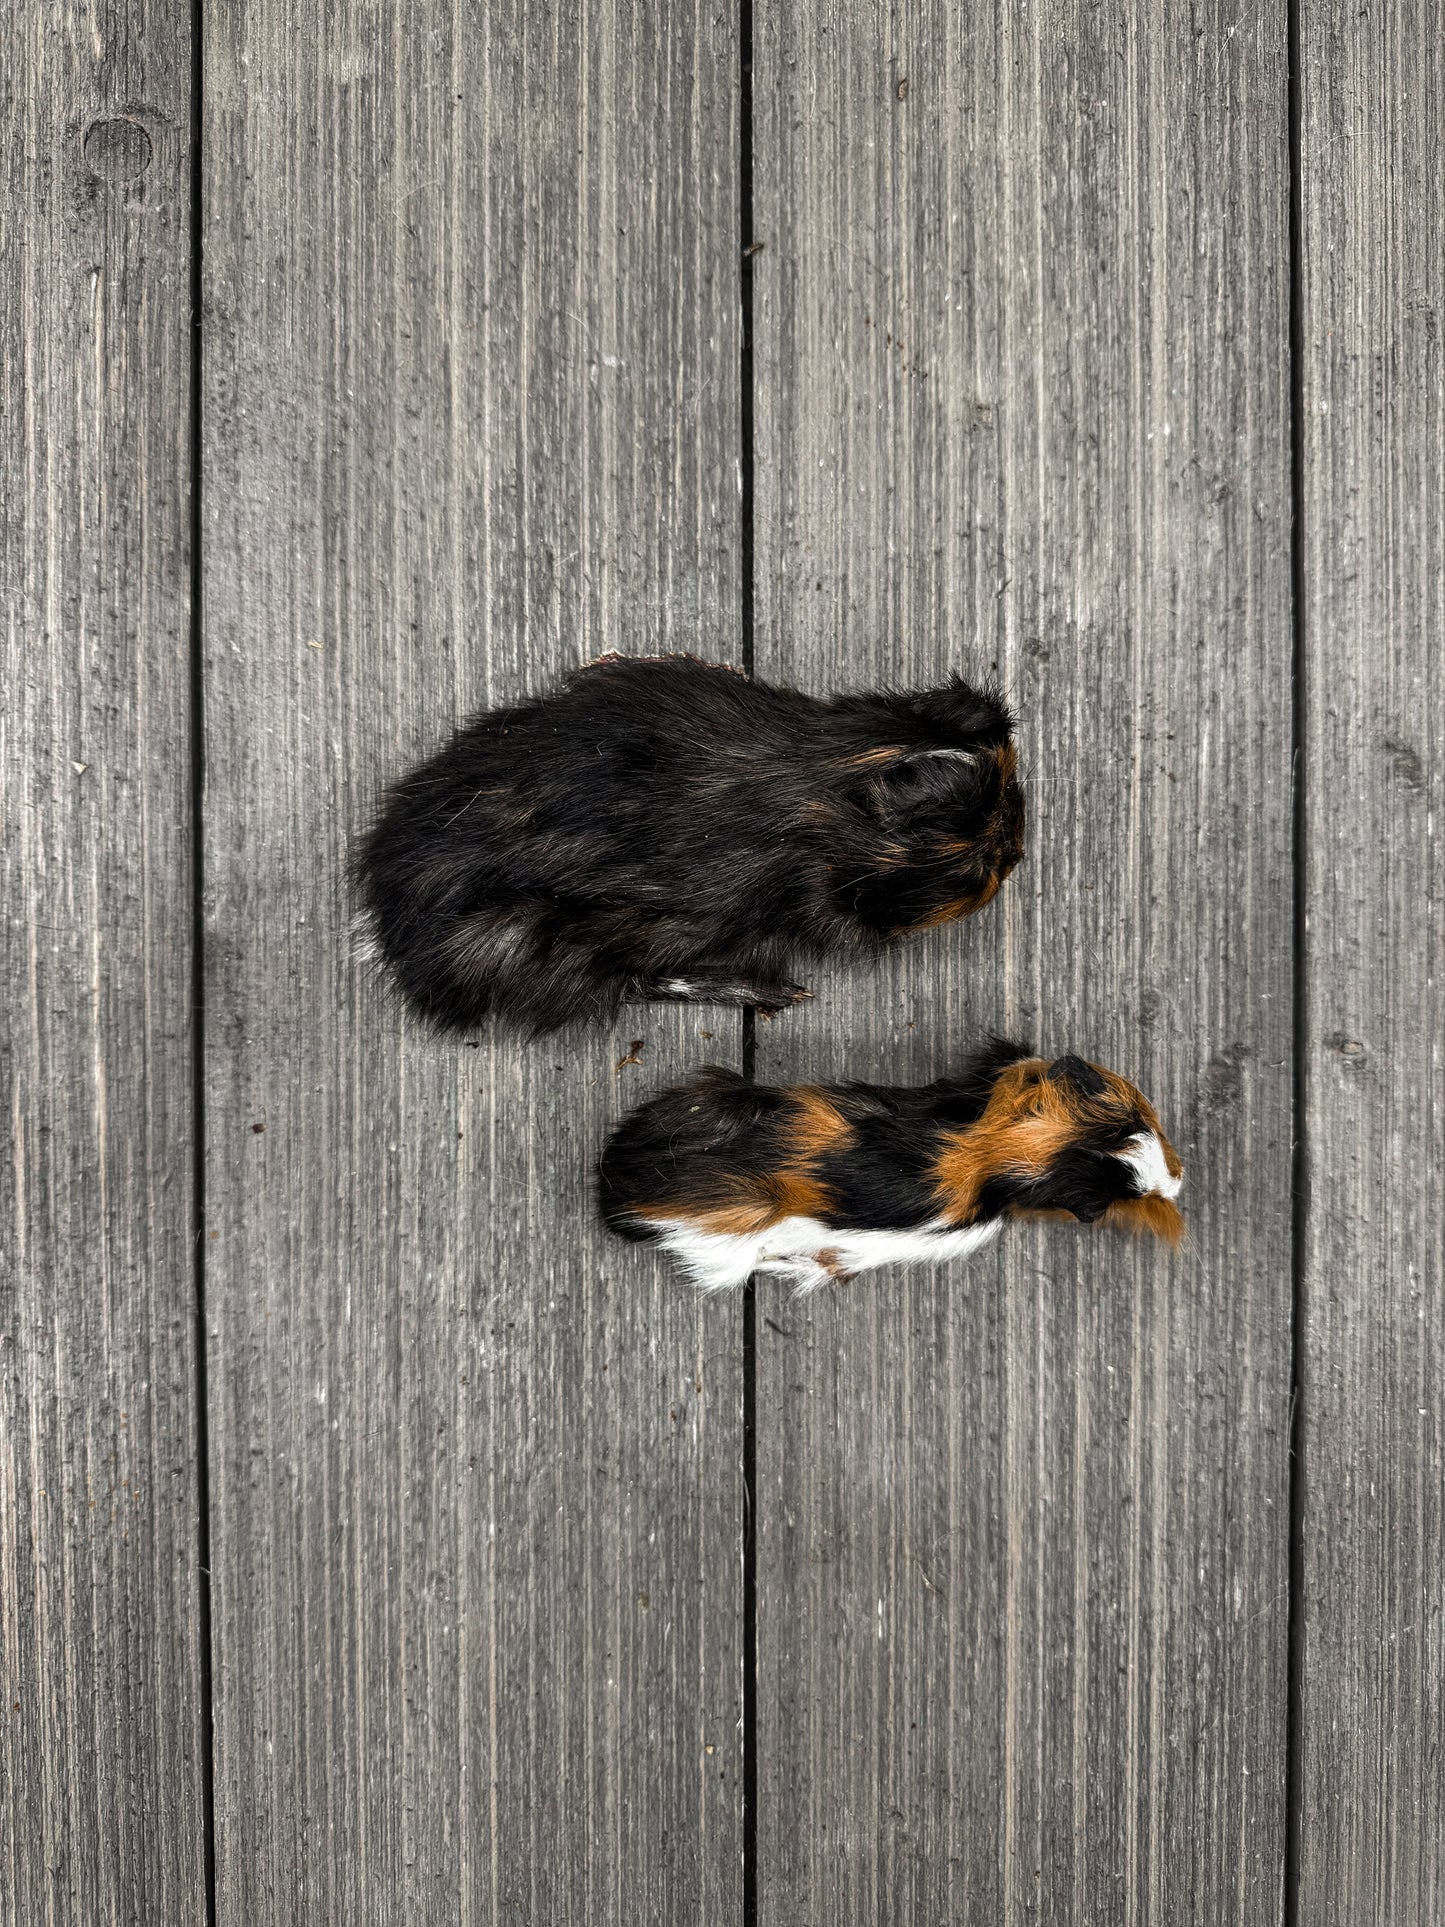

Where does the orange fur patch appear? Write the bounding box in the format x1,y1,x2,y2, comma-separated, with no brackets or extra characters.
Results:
789,1088,850,1161
1105,1195,1186,1244
632,1087,847,1234
632,1198,777,1237
766,1169,834,1221
933,1056,1183,1231
1097,1070,1183,1178
908,895,973,932
1008,1197,1184,1244
932,1058,1058,1216
904,871,1001,934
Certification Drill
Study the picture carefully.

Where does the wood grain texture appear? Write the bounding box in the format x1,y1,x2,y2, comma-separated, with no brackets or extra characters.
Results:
750,4,1294,1920
0,7,205,1924
200,3,743,1919
1297,2,1445,1917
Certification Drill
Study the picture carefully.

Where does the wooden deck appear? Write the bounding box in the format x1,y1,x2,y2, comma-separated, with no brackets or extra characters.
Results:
3,3,1440,1921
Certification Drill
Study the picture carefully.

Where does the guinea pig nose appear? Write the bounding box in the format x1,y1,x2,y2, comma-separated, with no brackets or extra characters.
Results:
1046,1054,1107,1096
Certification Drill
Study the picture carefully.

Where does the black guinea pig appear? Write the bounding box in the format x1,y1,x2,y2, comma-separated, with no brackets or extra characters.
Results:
598,1040,1184,1291
355,654,1024,1033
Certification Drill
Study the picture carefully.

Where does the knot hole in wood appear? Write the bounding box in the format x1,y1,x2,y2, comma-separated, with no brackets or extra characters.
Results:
83,118,153,183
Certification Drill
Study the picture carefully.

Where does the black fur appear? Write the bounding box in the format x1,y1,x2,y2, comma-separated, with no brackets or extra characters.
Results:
597,1067,795,1237
1046,1052,1108,1097
356,655,1024,1032
971,1145,1139,1224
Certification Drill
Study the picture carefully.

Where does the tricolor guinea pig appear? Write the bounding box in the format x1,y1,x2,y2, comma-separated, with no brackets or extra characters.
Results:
356,654,1024,1033
598,1040,1183,1291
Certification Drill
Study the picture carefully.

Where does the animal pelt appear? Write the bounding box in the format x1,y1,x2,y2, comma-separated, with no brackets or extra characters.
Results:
597,1041,1184,1292
355,654,1025,1033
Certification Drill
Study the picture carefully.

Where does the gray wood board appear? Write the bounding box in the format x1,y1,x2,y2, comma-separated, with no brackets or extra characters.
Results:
1297,2,1445,1917
200,4,744,1920
0,8,206,1923
750,3,1294,1920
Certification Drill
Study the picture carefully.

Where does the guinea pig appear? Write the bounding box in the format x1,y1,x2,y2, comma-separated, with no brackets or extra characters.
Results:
355,653,1024,1033
598,1040,1183,1291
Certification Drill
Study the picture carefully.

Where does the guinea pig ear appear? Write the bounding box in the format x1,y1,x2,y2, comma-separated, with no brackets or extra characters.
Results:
910,676,1015,749
971,1035,1035,1082
1046,1054,1109,1098
926,1037,1036,1123
859,743,992,822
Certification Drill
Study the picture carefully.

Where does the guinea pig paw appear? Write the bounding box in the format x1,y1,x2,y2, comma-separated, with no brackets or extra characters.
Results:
788,1252,856,1294
755,982,814,1020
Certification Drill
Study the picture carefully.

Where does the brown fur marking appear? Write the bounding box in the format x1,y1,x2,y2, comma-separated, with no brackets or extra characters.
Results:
1105,1195,1186,1243
1096,1069,1184,1179
629,1198,772,1236
933,1057,1183,1237
933,1059,1051,1217
632,1086,847,1235
904,872,1001,934
848,744,913,769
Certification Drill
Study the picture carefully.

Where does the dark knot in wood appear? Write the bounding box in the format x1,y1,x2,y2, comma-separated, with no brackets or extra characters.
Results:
83,118,153,183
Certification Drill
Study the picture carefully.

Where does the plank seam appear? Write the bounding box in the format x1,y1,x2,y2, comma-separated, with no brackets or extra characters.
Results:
739,0,758,1916
1284,0,1308,1919
189,0,220,1916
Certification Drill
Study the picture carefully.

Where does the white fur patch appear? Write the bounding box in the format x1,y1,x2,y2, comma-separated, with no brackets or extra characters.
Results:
350,907,382,965
656,977,764,1004
1117,1131,1182,1200
659,978,720,999
634,1212,1002,1294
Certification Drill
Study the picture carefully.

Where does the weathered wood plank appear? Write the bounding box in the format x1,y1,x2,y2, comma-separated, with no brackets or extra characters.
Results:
0,9,206,1922
751,4,1293,1919
200,4,743,1919
1297,2,1444,1916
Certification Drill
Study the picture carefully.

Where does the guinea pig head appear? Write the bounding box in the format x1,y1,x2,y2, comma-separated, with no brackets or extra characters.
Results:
938,1051,1185,1241
822,677,1027,935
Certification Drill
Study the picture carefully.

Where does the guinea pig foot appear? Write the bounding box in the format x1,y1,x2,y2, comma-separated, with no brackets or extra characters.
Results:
763,1249,856,1292
642,972,813,1014
785,1256,857,1294
754,983,814,1020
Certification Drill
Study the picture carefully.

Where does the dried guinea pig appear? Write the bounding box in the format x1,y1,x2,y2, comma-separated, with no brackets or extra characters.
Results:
598,1042,1184,1291
356,654,1024,1032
